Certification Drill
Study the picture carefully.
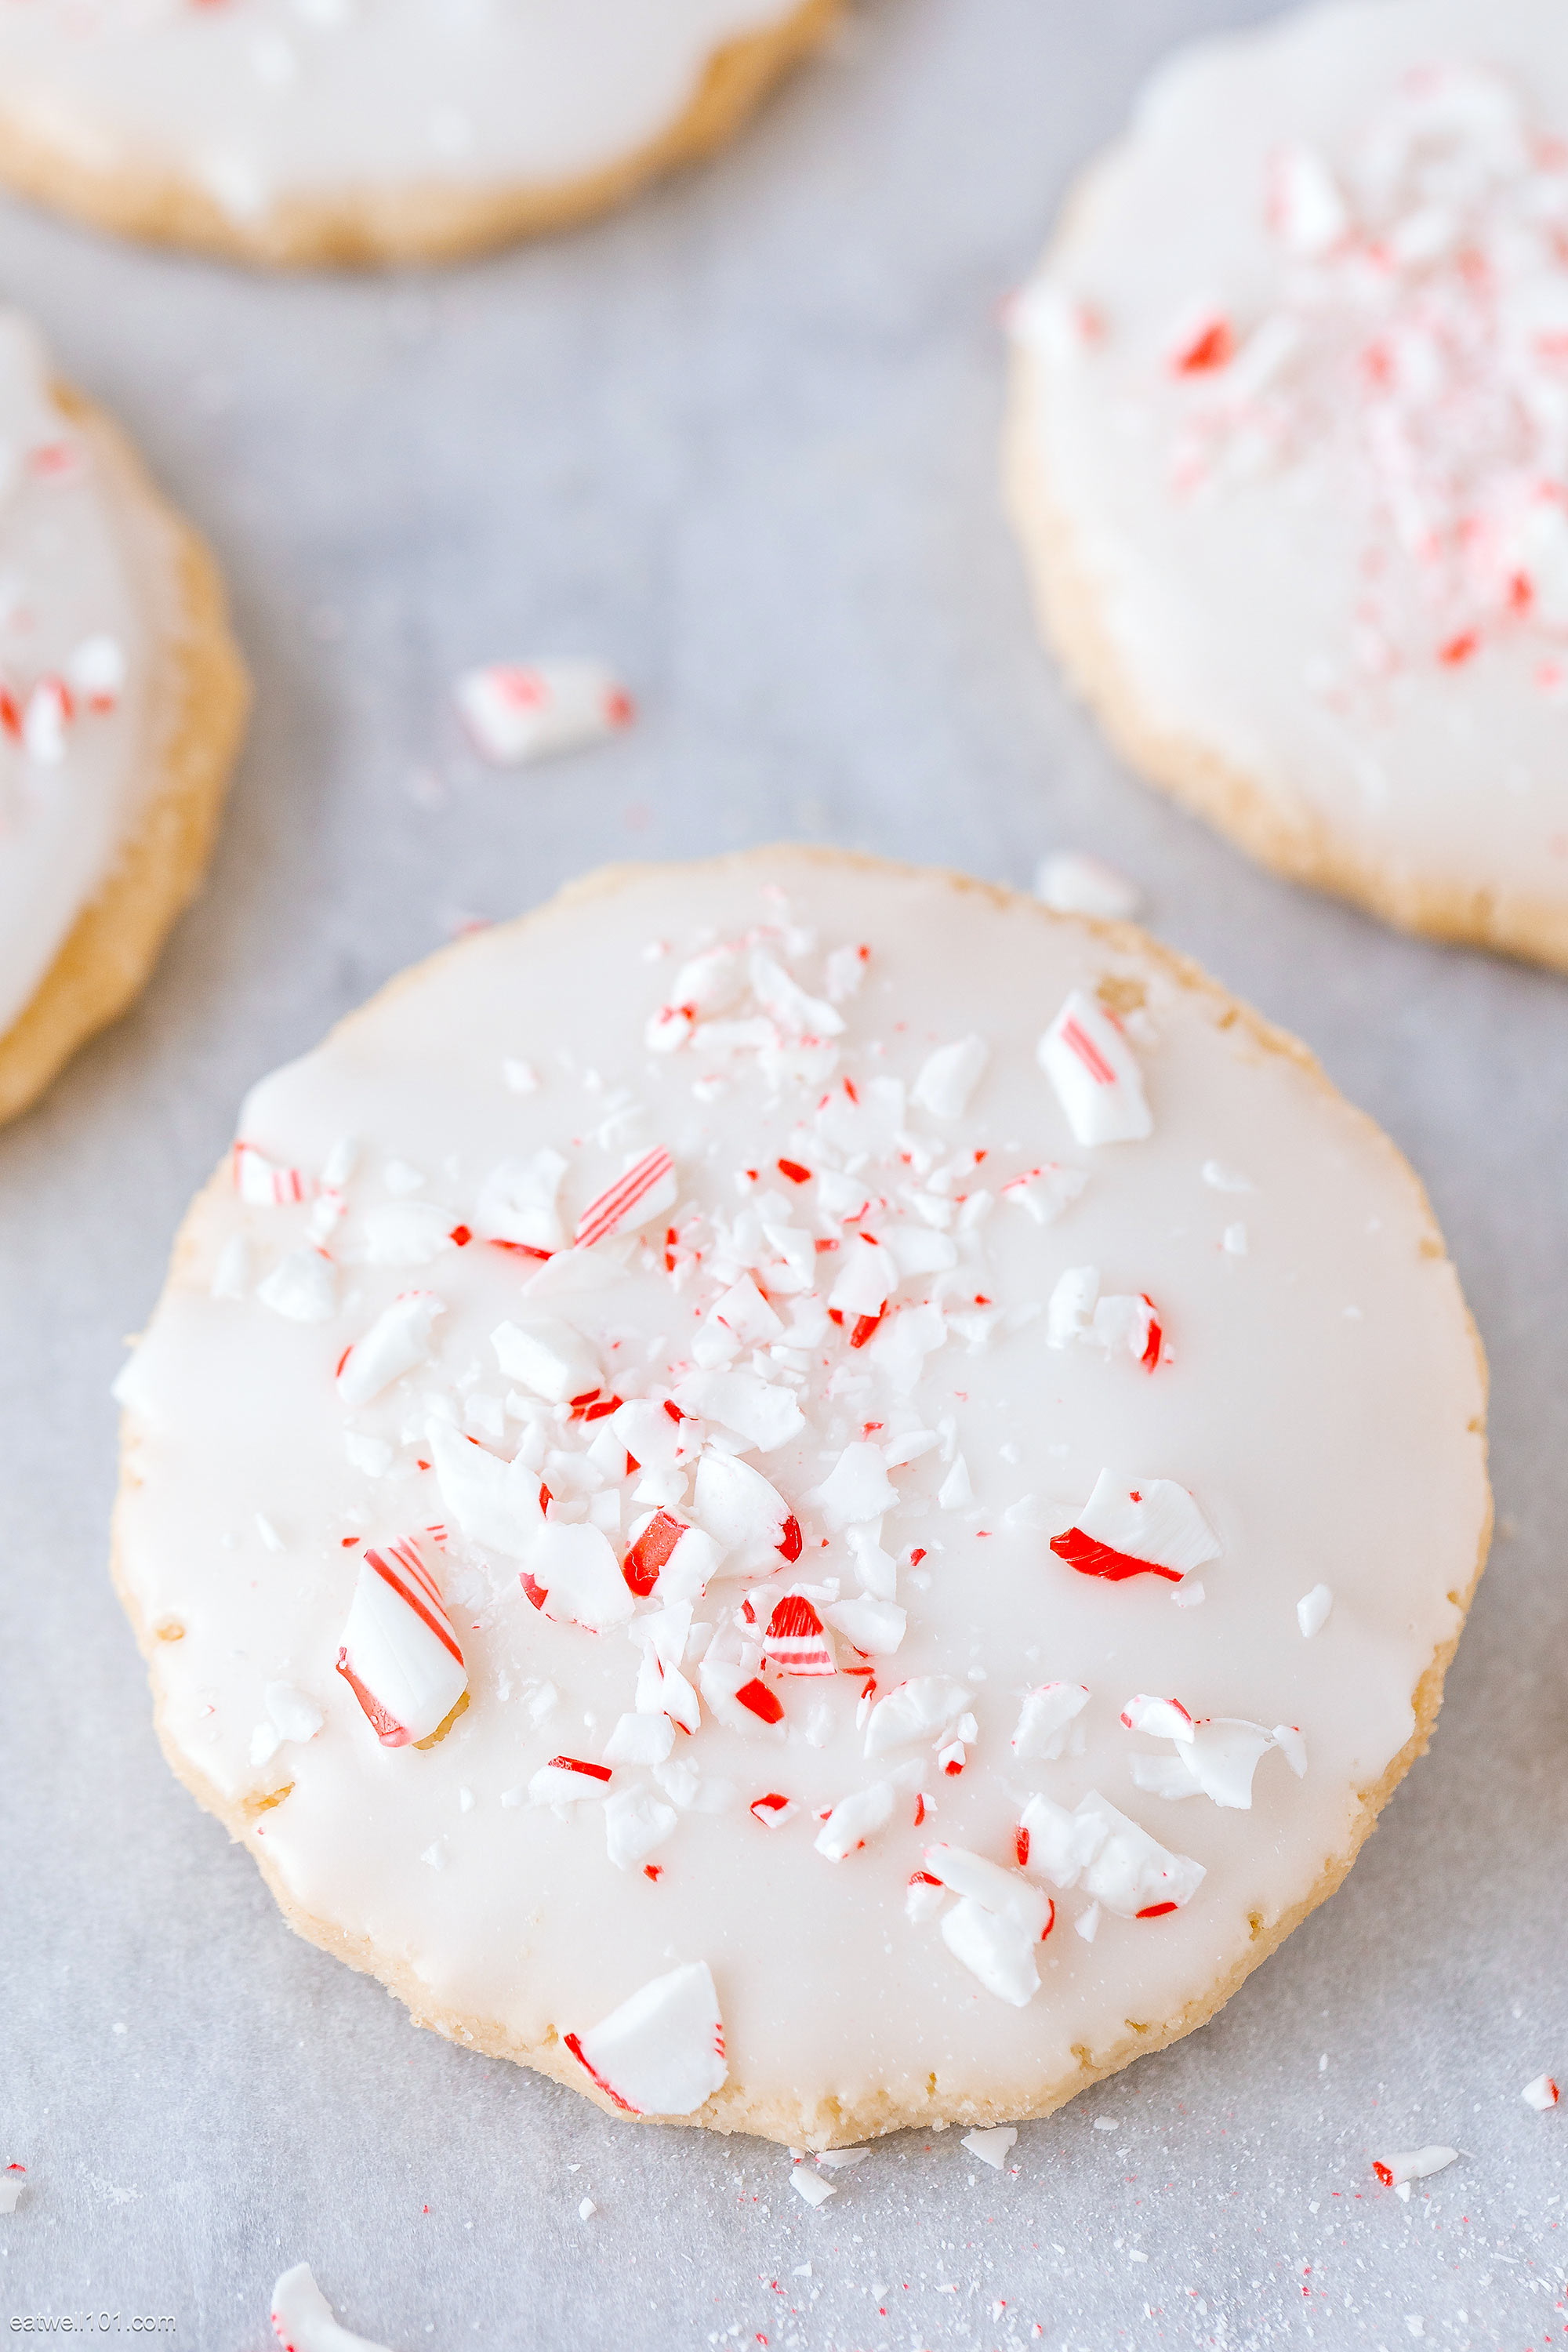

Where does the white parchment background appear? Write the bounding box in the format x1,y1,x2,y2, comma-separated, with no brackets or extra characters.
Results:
0,2,1563,2346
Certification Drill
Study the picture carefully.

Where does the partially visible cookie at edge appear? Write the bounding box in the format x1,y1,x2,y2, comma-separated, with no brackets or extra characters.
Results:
112,848,1489,2145
1007,0,1568,968
0,0,840,267
0,310,248,1128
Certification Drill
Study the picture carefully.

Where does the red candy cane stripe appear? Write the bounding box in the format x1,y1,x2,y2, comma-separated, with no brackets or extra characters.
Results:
234,1140,315,1207
365,1539,463,1664
750,1793,797,1827
761,1594,836,1677
735,1679,784,1726
575,1146,675,1250
622,1508,686,1598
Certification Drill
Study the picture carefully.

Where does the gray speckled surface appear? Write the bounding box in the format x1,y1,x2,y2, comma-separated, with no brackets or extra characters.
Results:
0,2,1563,2346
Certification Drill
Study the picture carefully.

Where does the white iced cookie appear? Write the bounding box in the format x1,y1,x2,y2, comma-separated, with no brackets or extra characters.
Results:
114,849,1489,2146
1007,0,1568,969
0,0,839,267
0,309,246,1126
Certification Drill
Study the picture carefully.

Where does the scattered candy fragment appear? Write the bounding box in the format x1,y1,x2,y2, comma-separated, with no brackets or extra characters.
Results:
1523,2073,1560,2112
0,2167,24,2216
454,659,633,766
1051,1471,1220,1584
1298,1583,1334,1638
1039,990,1152,1145
564,1960,726,2117
1373,2147,1457,2190
791,2169,836,2209
270,2262,392,2352
1034,852,1142,920
335,1539,466,1749
961,2127,1018,2169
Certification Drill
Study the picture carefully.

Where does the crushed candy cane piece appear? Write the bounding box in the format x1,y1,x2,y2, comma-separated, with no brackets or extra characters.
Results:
863,1675,971,1759
1120,1693,1195,1744
1523,2074,1560,2112
673,1367,805,1454
336,1291,444,1406
1298,1583,1334,1638
1018,1789,1203,1916
564,1959,725,2117
911,1035,989,1120
427,1421,543,1558
791,2169,837,2209
1051,1470,1221,1584
257,1247,336,1324
0,2168,22,2216
530,1755,614,1806
1011,1682,1090,1761
750,1792,797,1828
270,2262,391,2352
693,1451,797,1565
335,1538,466,1748
454,659,632,765
525,1523,634,1633
962,2126,1018,2169
922,1844,1053,1940
1373,2147,1457,2189
1040,989,1152,1146
492,1316,601,1404
815,1780,897,1860
576,1146,677,1249
762,1592,836,1676
942,1896,1041,2006
1000,1163,1088,1225
1034,852,1142,920
604,1786,677,1870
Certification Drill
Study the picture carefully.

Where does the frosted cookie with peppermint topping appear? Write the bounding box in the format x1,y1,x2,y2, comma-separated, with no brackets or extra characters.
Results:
0,0,838,268
0,310,247,1127
113,849,1489,2144
1007,0,1568,968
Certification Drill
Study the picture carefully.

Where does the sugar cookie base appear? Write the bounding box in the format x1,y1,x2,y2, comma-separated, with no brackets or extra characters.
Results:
0,0,839,269
111,848,1491,2149
0,384,249,1128
1004,345,1568,973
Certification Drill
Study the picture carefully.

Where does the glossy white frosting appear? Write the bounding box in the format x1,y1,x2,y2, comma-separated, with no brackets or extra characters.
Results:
0,0,810,217
1014,0,1568,917
114,853,1487,2133
0,310,162,1044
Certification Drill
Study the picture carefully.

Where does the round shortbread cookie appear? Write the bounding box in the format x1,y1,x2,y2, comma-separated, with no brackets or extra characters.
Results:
0,0,839,267
0,310,248,1128
112,849,1489,2147
1007,0,1568,969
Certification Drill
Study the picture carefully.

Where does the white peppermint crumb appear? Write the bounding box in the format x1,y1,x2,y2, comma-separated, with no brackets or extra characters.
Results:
790,2169,836,2209
1092,2117,1116,2131
1033,851,1142,921
579,2198,597,2221
1222,1222,1248,1255
499,1788,523,1808
0,2174,23,2214
459,1787,474,1813
815,2147,867,2169
255,1513,285,1553
420,1841,447,1870
960,2128,1018,2169
1298,1583,1334,1638
112,2022,127,2037
1201,1160,1254,1192
1172,1580,1205,1607
503,1059,540,1094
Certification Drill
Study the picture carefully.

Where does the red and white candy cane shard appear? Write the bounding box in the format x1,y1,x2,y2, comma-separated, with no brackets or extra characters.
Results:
814,1779,897,1860
921,1845,1054,1940
862,1675,971,1759
1018,1788,1205,1918
621,1509,721,1603
564,1960,726,2118
1120,1694,1196,1743
906,1870,948,1923
335,1538,466,1749
1050,1471,1221,1584
528,1755,614,1806
1168,304,1235,376
234,1140,316,1207
698,1657,786,1733
426,1421,543,1559
750,1793,797,1828
524,1523,634,1633
761,1593,835,1677
1371,2147,1458,2190
270,2262,393,2352
691,1450,797,1567
453,659,633,767
575,1145,677,1250
1523,2074,1560,2112
999,1162,1089,1226
1038,989,1152,1147
336,1290,445,1409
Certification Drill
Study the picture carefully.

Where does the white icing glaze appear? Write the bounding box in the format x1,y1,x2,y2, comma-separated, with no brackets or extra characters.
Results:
0,0,810,219
0,310,165,1040
114,853,1486,2132
1014,0,1568,915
